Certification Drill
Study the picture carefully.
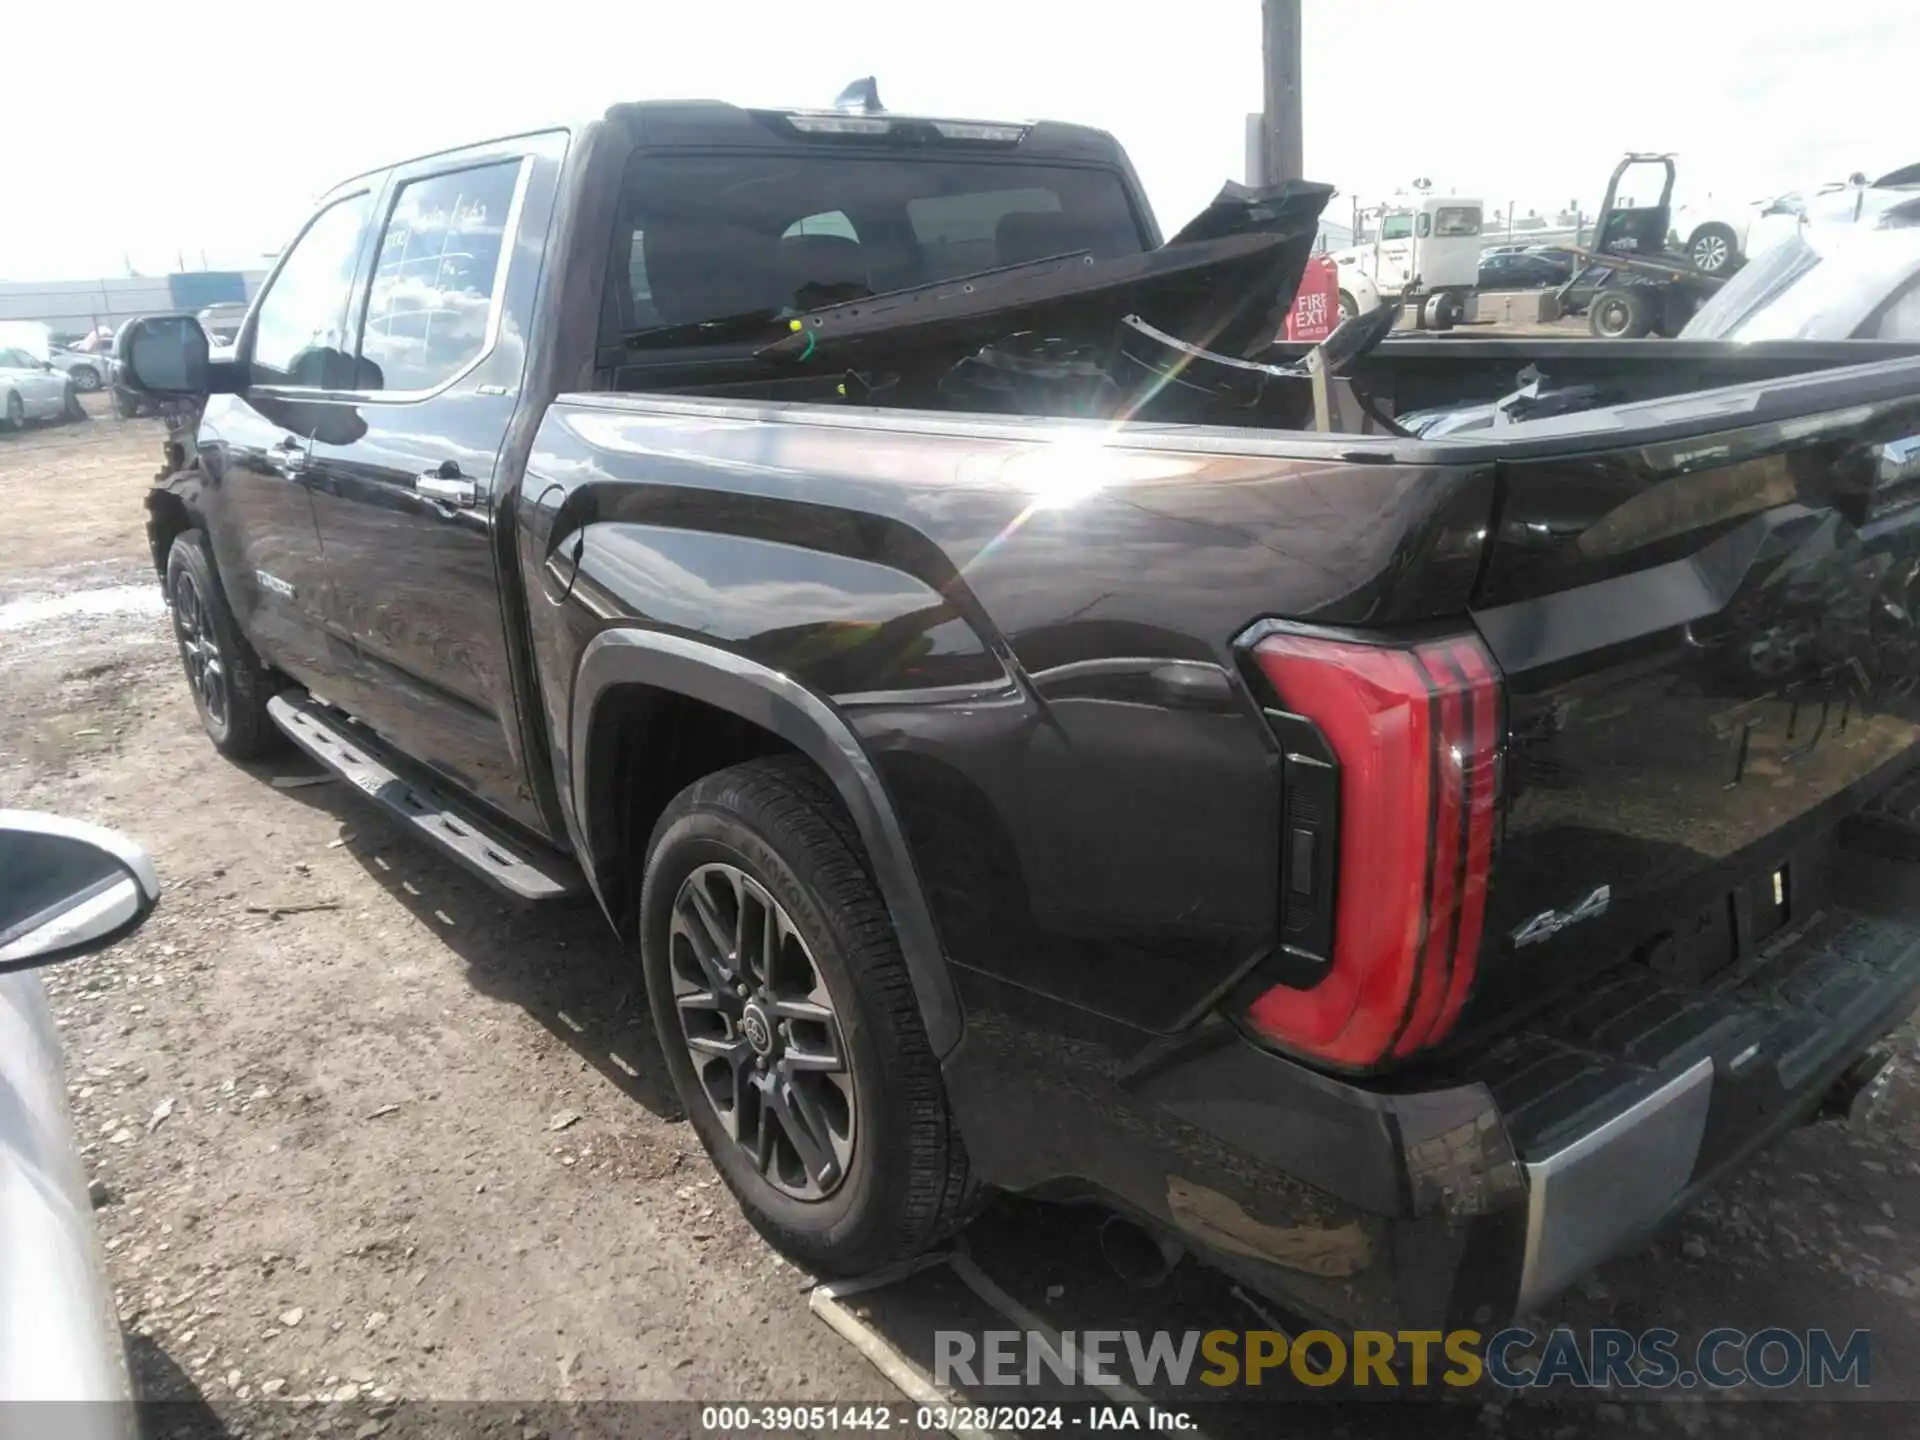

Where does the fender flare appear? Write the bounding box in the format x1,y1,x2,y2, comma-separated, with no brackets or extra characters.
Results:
569,627,963,1057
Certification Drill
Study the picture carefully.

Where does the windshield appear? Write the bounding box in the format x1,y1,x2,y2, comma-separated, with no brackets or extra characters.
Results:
614,153,1147,340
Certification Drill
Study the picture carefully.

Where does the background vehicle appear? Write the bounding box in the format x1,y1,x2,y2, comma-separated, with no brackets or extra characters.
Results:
1,810,161,1406
1676,165,1920,275
119,94,1920,1335
195,302,249,344
1681,225,1920,341
1555,154,1726,337
0,347,83,429
1377,230,1920,440
1333,191,1483,326
1477,249,1567,289
47,347,106,391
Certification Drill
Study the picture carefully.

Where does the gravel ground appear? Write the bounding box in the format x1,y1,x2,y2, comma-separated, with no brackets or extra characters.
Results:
6,397,1920,1439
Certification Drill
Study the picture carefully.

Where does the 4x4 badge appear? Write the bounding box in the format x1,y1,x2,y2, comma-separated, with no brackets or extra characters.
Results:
1511,885,1611,949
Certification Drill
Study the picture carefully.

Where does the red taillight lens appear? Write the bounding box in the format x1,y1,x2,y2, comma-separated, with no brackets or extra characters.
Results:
1245,631,1500,1068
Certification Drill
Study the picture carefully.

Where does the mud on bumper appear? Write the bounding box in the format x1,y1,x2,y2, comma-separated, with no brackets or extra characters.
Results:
1127,850,1920,1327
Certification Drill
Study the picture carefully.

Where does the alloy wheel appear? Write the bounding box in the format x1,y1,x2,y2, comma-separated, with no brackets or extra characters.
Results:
1692,234,1729,273
171,569,229,731
667,861,855,1201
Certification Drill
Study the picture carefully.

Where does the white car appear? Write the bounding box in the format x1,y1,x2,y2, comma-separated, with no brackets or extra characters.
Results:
0,347,83,432
47,348,108,392
1675,166,1920,276
2,811,161,1411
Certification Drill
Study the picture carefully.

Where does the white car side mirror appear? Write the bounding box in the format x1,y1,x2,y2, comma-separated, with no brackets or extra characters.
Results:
0,812,159,972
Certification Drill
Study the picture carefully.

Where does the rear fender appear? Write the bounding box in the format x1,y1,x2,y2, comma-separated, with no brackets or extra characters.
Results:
569,628,963,1056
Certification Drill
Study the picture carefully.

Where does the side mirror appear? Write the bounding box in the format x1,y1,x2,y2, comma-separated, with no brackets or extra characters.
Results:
115,314,211,399
0,811,159,974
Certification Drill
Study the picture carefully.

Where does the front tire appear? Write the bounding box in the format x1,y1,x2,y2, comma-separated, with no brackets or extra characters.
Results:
70,364,101,392
63,386,86,422
164,530,285,759
1337,290,1359,323
4,391,23,432
639,756,976,1276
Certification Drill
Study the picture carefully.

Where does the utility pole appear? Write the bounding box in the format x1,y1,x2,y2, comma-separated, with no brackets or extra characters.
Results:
1260,0,1303,186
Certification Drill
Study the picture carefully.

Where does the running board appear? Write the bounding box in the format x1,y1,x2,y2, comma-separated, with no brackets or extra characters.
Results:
267,692,583,903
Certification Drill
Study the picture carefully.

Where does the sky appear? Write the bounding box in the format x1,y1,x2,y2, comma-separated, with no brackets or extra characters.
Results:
7,0,1917,280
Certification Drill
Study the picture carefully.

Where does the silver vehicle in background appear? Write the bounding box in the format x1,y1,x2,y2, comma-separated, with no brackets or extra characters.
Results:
0,346,83,430
1,811,160,1425
47,348,108,392
195,303,249,344
1679,224,1920,341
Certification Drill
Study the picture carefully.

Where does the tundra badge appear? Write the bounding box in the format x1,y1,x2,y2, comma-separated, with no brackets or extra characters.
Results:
1511,884,1611,949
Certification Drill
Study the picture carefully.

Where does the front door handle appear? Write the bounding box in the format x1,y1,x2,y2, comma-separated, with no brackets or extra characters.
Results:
416,470,479,507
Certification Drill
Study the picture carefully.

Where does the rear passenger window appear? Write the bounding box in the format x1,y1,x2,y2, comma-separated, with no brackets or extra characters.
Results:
358,160,520,393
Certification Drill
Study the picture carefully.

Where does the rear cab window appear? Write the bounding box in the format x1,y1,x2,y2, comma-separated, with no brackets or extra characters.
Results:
608,150,1147,339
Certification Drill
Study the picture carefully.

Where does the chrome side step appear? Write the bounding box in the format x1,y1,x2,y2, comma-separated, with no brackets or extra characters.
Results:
267,692,582,903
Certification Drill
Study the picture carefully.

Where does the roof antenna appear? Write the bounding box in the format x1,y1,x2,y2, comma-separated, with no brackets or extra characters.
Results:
833,77,884,114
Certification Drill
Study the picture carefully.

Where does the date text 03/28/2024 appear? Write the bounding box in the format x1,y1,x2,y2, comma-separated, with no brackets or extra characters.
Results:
698,1405,1193,1431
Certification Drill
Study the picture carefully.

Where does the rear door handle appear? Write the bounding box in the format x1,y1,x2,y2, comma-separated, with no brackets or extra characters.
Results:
416,471,479,507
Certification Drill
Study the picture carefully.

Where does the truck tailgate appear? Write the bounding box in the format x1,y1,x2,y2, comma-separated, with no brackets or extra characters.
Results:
1462,371,1920,1038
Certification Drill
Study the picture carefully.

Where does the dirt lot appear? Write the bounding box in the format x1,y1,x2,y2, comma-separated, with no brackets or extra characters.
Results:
7,398,1920,1437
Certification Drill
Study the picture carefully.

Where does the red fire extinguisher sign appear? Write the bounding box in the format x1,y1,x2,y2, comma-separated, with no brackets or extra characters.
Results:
1286,254,1339,342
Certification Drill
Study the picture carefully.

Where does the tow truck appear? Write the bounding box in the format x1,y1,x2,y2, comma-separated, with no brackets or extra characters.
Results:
1555,153,1729,338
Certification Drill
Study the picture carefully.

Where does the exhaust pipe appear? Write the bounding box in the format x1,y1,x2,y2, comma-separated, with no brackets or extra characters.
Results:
1097,1215,1185,1288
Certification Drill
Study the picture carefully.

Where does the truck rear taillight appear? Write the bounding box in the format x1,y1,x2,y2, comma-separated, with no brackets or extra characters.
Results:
1245,631,1500,1068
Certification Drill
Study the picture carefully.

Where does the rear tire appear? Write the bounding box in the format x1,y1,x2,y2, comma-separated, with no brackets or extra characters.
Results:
70,364,101,392
164,529,285,759
639,756,977,1277
1590,286,1655,339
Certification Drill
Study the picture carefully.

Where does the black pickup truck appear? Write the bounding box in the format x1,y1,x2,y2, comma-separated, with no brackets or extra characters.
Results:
121,93,1920,1333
